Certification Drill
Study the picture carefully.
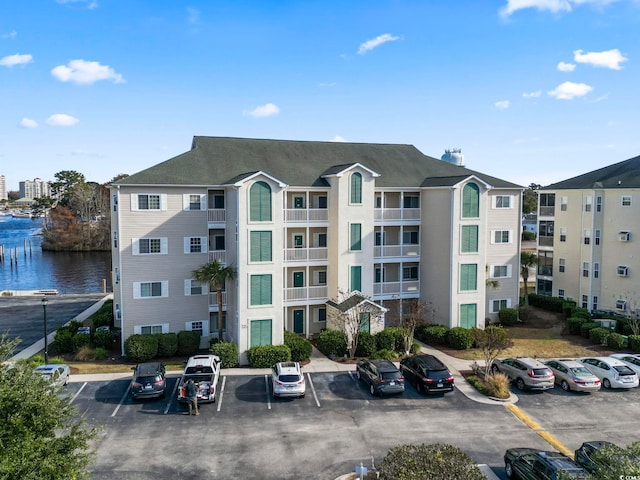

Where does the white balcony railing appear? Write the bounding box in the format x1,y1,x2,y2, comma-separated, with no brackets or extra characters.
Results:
373,244,420,258
207,209,226,223
284,247,328,262
208,291,227,308
284,285,328,301
374,208,420,222
373,281,419,295
208,250,226,264
285,208,329,223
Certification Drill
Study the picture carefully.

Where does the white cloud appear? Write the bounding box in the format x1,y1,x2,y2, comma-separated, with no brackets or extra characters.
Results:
19,118,38,128
319,82,337,88
46,114,79,126
557,61,576,72
548,81,593,99
51,59,125,85
494,100,511,109
499,0,618,18
522,90,542,98
0,53,33,67
573,48,627,70
244,103,280,118
330,135,347,142
1,30,17,39
357,33,401,55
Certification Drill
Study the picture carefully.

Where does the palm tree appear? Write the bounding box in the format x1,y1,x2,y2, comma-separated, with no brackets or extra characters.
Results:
192,260,237,341
520,251,538,306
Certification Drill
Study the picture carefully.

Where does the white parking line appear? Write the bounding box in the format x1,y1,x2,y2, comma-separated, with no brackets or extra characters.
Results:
216,376,226,412
306,373,320,408
164,378,180,415
111,386,130,417
264,375,271,410
70,382,87,404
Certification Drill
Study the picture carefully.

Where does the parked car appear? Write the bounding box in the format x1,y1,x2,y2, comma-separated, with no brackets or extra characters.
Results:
177,354,221,404
130,362,166,400
271,361,306,398
504,448,588,479
574,440,621,473
399,354,454,394
77,326,91,335
544,359,601,393
356,359,405,396
579,357,639,389
491,357,555,391
34,364,70,388
609,353,640,376
96,325,111,332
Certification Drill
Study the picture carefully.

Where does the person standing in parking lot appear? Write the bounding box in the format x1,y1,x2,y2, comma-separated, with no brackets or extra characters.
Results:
185,379,199,416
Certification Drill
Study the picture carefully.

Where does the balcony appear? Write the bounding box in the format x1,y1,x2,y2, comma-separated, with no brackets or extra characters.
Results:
373,281,419,296
284,285,328,302
284,247,328,262
539,206,555,217
538,237,554,248
284,208,329,223
208,291,227,309
207,209,226,223
537,265,553,276
374,208,421,222
208,250,226,264
374,244,420,258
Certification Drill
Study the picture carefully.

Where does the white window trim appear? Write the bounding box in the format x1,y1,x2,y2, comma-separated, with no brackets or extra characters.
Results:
131,193,167,211
185,320,209,337
134,323,169,334
183,193,206,211
133,281,169,299
616,299,627,311
183,236,208,254
621,195,632,207
490,298,511,313
313,270,327,285
490,264,512,279
492,195,513,209
132,237,168,255
490,230,512,244
184,279,209,296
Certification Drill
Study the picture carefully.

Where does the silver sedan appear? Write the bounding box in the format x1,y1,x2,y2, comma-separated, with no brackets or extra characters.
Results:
34,364,71,388
544,359,601,393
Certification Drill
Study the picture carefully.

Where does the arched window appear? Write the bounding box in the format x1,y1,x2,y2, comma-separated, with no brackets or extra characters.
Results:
350,172,362,204
462,183,479,218
250,181,272,221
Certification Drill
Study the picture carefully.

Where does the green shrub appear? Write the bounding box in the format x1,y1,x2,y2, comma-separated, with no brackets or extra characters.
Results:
246,344,291,368
93,329,113,350
73,333,91,353
371,349,398,361
562,301,578,318
629,335,640,353
615,317,635,336
417,325,449,345
375,328,397,351
607,332,627,350
16,355,45,369
355,331,376,357
589,327,611,345
410,341,421,354
210,341,239,368
580,322,599,338
51,329,74,354
157,333,178,357
284,330,313,362
498,308,518,326
570,307,591,320
124,334,159,362
567,317,587,335
177,330,201,356
387,327,406,351
93,347,110,361
522,230,536,241
317,329,347,357
378,443,486,480
528,294,565,313
446,327,474,350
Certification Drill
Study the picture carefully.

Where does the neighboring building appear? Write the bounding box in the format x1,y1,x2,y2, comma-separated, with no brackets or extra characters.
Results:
19,178,51,200
0,175,7,201
522,214,537,235
536,155,640,315
111,137,523,362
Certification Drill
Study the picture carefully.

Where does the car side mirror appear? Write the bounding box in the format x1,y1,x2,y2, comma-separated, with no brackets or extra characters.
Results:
131,367,136,371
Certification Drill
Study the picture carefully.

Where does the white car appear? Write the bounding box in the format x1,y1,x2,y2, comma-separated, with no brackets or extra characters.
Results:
34,364,70,387
271,362,306,398
609,354,640,376
579,357,639,389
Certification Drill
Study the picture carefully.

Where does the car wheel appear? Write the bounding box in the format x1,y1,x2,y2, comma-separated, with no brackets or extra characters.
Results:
369,384,376,396
415,379,423,394
603,378,611,389
516,378,526,391
505,460,514,479
561,380,570,392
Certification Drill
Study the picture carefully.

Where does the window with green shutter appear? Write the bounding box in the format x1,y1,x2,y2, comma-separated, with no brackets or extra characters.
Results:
350,266,362,292
350,223,362,251
249,181,272,221
461,225,478,253
250,231,272,262
250,274,272,305
250,319,272,346
460,264,477,291
350,172,362,204
460,304,477,328
462,183,479,218
360,312,370,333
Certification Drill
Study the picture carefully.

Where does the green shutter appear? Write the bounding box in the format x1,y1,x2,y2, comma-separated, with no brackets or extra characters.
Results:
360,312,370,333
461,225,478,253
250,181,272,221
350,223,362,250
350,266,362,292
462,183,479,218
250,231,272,261
351,173,362,204
250,274,272,305
460,264,477,291
250,319,272,346
460,304,477,328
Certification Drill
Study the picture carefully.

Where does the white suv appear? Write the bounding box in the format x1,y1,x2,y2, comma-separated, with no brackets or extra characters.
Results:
271,362,305,399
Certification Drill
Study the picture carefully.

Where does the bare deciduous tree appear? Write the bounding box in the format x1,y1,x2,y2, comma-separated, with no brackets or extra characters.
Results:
473,326,513,381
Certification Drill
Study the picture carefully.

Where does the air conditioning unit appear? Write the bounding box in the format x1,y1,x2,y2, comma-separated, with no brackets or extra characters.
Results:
616,300,627,311
617,266,629,277
619,231,631,242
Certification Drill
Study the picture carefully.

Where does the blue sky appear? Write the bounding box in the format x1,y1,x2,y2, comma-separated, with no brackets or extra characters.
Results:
1,0,639,191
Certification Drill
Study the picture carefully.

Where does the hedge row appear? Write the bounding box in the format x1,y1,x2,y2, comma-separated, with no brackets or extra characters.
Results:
284,330,313,362
316,327,412,358
414,324,475,350
246,344,291,368
124,331,201,362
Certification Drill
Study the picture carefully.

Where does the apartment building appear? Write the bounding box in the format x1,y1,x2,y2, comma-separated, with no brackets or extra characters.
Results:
0,175,7,201
110,137,523,361
19,178,51,199
536,155,640,315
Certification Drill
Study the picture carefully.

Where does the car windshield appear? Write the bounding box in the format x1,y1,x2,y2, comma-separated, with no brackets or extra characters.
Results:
278,374,301,383
382,371,402,381
613,365,635,375
570,367,593,377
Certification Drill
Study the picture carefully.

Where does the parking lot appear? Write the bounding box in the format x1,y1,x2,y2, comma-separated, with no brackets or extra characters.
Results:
67,370,640,480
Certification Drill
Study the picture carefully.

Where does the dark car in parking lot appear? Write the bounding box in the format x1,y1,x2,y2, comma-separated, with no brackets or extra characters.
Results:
399,354,454,394
574,440,640,473
356,359,404,396
130,362,166,400
504,448,588,479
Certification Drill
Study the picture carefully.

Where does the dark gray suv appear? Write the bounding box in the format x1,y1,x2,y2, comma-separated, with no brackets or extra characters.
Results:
356,359,405,396
130,362,166,400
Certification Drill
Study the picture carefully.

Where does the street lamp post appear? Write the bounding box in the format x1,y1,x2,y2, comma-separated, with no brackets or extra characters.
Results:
41,296,49,364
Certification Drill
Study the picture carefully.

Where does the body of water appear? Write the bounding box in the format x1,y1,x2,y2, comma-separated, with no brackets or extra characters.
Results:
0,215,112,294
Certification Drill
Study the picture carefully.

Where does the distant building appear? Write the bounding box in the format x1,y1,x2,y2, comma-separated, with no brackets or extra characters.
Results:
19,178,51,200
522,214,537,235
536,155,640,314
0,175,7,201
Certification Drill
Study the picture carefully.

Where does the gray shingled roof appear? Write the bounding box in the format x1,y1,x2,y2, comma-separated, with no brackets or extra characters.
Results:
115,136,522,189
543,155,640,190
